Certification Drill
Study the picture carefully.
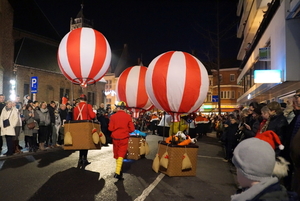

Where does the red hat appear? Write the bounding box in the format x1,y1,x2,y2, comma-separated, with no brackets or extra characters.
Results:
79,94,87,101
255,130,284,150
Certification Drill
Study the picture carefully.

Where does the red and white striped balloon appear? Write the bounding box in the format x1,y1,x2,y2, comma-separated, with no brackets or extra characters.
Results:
116,66,153,118
57,27,111,86
145,51,209,122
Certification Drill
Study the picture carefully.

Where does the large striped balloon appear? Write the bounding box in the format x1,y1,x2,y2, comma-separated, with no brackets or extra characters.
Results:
145,51,209,122
57,27,111,86
116,66,153,118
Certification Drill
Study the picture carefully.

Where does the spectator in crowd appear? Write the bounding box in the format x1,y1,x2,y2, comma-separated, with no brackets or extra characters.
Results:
231,134,297,201
0,94,5,153
289,89,300,193
12,101,23,154
0,101,19,156
266,101,288,148
47,101,56,148
223,116,239,163
36,101,51,151
242,103,263,140
23,104,37,152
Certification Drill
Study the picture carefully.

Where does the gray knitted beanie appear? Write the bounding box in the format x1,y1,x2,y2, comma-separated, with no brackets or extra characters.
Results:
232,138,276,181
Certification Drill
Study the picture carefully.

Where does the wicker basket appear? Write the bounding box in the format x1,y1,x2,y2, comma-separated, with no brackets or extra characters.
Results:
158,141,198,176
63,120,101,150
126,136,145,160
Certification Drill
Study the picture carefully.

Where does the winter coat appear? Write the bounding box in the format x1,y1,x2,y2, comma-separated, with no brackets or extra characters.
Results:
243,117,262,140
14,107,22,127
267,113,288,143
36,108,51,126
108,110,135,139
0,107,19,136
23,109,35,137
231,177,293,201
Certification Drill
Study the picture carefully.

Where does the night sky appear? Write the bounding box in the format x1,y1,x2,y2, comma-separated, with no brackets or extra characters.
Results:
13,0,241,67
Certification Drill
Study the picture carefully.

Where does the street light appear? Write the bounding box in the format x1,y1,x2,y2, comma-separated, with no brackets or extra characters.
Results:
9,79,16,101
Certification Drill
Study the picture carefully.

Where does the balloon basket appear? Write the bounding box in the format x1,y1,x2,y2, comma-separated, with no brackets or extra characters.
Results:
63,120,101,150
125,136,146,160
157,141,198,177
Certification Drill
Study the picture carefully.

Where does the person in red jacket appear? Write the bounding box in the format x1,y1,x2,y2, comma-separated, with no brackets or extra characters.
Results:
108,101,135,180
73,94,96,169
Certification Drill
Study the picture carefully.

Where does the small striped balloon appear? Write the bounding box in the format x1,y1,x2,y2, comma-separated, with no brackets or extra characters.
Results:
57,27,111,86
116,66,153,118
145,51,209,122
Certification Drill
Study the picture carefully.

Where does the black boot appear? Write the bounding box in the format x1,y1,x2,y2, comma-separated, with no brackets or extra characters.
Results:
114,171,124,180
77,158,83,169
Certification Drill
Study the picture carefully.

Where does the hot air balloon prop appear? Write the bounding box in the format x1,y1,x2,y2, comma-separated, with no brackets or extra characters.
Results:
57,27,111,87
145,51,209,138
116,66,153,118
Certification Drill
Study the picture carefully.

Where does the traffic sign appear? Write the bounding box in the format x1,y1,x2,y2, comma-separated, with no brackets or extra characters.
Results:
212,95,218,102
31,76,38,93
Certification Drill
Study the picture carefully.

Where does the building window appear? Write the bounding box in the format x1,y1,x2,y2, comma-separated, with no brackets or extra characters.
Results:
208,94,212,102
60,88,64,100
219,74,223,83
87,92,95,105
209,79,213,86
230,74,235,82
65,89,70,97
106,80,112,90
24,84,29,97
106,98,111,103
231,91,235,99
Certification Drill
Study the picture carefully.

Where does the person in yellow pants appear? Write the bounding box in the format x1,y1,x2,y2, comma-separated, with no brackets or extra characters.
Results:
108,101,135,180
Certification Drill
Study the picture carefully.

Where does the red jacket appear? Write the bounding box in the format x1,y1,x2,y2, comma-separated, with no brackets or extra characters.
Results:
73,102,96,120
108,110,135,139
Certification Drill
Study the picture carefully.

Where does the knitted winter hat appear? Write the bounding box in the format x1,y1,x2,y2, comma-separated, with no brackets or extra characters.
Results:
232,138,276,181
255,130,284,150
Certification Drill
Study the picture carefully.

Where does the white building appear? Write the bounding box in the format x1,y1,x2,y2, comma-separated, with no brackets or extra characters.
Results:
236,0,300,105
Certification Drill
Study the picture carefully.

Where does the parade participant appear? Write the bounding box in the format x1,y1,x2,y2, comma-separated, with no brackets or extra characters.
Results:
73,94,95,169
108,101,135,180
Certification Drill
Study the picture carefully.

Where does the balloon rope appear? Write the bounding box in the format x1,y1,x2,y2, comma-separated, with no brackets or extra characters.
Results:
162,111,166,141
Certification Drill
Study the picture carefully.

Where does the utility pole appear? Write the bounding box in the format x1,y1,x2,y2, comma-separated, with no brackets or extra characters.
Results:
217,0,221,115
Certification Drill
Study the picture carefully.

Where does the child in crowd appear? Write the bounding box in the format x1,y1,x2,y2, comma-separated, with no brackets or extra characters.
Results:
231,131,298,201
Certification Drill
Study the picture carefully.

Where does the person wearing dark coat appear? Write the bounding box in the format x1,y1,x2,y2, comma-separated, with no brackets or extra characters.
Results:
266,101,288,144
0,94,6,152
242,105,263,140
223,116,239,162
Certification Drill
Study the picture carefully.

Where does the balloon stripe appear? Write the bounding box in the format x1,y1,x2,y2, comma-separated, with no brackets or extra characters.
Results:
126,67,139,107
137,67,148,108
166,52,186,112
93,38,111,82
116,67,130,103
152,52,173,112
80,28,95,79
88,29,107,83
146,56,163,110
178,53,201,112
67,28,82,81
57,33,77,81
57,53,79,84
189,60,209,112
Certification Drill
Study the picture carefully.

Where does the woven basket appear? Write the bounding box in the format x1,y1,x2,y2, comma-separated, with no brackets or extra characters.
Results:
126,136,145,160
158,141,198,176
63,121,101,150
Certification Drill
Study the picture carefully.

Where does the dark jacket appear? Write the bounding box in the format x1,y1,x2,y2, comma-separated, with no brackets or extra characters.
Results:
243,116,262,140
47,105,55,124
267,112,288,143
